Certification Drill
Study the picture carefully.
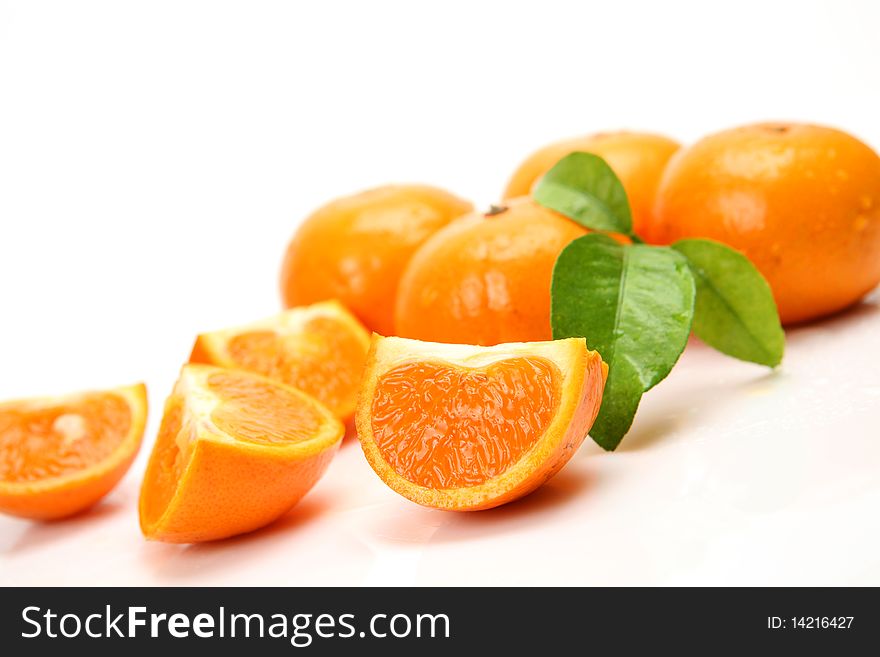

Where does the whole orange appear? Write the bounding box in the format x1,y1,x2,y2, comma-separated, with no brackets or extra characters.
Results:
280,185,473,335
503,131,680,235
647,123,880,324
394,198,586,345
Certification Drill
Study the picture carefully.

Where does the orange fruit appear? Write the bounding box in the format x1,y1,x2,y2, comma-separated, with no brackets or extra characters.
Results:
357,336,606,511
0,383,147,520
503,131,680,235
280,185,473,335
189,300,370,421
394,197,586,345
139,365,342,543
648,122,880,324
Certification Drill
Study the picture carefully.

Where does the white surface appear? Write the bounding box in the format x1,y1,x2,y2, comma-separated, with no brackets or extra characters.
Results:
2,301,879,586
1,0,879,585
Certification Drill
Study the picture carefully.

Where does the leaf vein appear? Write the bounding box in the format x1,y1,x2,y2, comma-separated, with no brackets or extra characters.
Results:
607,244,630,372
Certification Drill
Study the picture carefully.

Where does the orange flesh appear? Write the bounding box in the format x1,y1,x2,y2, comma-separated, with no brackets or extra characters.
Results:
0,394,131,483
207,371,324,445
226,316,366,413
370,357,560,488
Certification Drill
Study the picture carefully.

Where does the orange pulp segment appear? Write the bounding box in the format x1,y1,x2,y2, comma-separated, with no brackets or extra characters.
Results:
139,364,343,543
357,336,607,511
189,300,370,421
0,383,147,520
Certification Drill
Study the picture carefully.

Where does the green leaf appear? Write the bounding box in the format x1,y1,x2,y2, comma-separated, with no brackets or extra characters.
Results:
588,358,644,451
533,152,633,235
552,234,696,390
551,234,696,450
672,238,784,367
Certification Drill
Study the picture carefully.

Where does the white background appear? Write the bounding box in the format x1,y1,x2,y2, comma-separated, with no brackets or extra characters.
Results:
1,0,879,585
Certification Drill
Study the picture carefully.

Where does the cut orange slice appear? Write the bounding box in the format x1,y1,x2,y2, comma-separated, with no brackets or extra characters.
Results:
356,336,607,511
139,364,343,543
0,383,147,520
189,300,370,421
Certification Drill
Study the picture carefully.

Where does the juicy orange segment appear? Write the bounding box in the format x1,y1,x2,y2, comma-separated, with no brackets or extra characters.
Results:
139,364,343,543
357,336,607,511
0,384,147,520
189,301,370,420
371,358,560,489
206,370,325,445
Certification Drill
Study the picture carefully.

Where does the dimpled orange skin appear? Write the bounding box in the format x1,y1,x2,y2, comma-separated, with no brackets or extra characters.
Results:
646,123,880,324
280,185,473,336
139,366,343,543
503,131,680,236
394,197,586,345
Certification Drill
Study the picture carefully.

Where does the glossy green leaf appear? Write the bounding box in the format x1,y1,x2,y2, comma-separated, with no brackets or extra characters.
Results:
672,238,784,367
587,358,644,451
533,152,633,235
551,234,696,450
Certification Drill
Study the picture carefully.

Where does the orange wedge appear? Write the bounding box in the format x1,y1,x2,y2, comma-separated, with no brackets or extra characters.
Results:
356,336,607,511
0,383,147,520
139,364,343,543
189,300,370,421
